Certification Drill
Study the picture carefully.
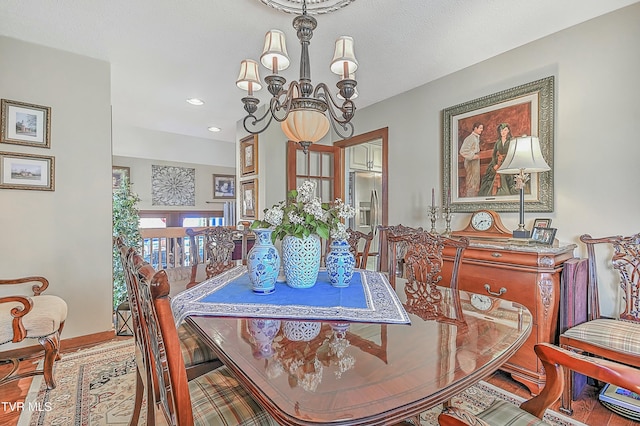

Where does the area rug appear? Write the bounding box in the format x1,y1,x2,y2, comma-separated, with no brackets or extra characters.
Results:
18,339,586,426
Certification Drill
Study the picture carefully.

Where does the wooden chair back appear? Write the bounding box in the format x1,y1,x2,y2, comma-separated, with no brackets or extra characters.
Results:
121,242,195,425
580,233,640,322
186,227,239,287
388,230,469,326
376,224,423,286
345,228,374,269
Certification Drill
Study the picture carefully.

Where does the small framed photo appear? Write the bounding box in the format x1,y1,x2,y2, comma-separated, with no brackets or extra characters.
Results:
240,179,258,219
531,226,557,245
112,166,130,191
213,174,236,199
0,151,55,191
1,99,51,148
240,135,258,176
533,218,552,228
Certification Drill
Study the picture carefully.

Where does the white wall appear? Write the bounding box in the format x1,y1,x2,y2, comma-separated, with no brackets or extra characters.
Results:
0,36,113,341
113,155,235,212
349,4,640,316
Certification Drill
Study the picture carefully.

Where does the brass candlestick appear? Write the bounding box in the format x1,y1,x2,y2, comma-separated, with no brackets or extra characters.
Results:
442,206,453,236
428,205,439,234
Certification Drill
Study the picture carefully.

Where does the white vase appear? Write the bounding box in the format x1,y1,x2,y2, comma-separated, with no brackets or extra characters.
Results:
281,234,321,288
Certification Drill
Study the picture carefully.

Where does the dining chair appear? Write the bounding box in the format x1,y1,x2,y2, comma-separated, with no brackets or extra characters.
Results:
345,228,374,269
123,246,277,425
559,232,640,414
438,342,640,426
388,230,469,326
186,227,239,288
376,224,424,287
117,238,223,424
0,276,67,389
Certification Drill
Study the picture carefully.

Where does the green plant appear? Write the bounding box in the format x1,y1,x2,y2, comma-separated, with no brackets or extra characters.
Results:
251,180,355,241
112,175,142,311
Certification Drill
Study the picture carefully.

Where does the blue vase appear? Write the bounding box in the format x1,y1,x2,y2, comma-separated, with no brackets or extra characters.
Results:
247,229,280,294
282,234,321,288
326,239,355,288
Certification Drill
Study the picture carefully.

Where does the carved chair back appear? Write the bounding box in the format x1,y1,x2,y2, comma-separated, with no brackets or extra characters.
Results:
581,233,640,321
388,230,469,325
376,224,424,285
186,227,237,287
121,242,195,425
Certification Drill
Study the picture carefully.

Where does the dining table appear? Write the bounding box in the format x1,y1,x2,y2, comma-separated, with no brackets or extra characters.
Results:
171,266,532,425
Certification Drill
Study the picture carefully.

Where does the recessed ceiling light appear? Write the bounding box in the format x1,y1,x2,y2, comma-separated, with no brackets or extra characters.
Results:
208,126,221,132
186,98,205,106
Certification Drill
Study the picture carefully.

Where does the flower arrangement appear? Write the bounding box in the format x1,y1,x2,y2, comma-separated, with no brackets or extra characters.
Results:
251,180,355,241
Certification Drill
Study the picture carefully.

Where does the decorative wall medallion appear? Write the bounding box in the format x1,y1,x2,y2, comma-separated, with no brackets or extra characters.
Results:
151,165,195,206
257,0,355,14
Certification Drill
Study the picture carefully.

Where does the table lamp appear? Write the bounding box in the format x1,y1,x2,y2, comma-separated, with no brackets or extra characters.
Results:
497,135,550,238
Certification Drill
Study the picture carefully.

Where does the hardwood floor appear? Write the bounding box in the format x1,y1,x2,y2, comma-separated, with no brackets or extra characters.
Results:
0,344,635,425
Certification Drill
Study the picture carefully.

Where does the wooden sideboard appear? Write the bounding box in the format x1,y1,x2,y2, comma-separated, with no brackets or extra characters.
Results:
441,239,576,395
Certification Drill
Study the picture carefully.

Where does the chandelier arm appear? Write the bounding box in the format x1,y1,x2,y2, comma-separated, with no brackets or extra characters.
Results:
243,110,275,135
270,81,300,123
315,83,356,126
329,116,355,140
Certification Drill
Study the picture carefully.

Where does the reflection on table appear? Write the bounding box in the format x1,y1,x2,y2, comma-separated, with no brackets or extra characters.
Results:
186,271,532,425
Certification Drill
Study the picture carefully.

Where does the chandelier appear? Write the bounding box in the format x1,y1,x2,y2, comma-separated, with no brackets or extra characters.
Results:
236,0,358,153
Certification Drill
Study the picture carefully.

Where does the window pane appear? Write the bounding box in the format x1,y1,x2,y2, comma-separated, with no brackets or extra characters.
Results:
296,150,308,175
321,179,333,202
309,151,321,176
183,217,208,227
321,153,333,177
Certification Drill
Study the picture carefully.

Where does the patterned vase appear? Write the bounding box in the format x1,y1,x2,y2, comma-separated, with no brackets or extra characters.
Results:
247,319,281,359
247,228,280,294
282,234,321,288
326,239,356,288
283,321,322,342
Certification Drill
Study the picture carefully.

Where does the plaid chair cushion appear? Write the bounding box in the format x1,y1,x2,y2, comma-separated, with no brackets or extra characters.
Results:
190,365,278,425
178,321,219,367
476,400,550,426
561,318,640,355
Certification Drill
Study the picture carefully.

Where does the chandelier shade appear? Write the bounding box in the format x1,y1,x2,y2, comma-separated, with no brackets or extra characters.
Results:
236,59,262,93
330,36,358,78
261,29,290,72
238,0,358,153
281,108,331,145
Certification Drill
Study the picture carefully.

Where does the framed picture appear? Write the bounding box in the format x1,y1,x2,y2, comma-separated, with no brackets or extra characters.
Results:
112,166,130,190
533,218,552,229
0,151,55,191
240,179,258,219
240,135,258,176
531,227,557,245
442,76,554,212
213,174,236,199
1,99,51,148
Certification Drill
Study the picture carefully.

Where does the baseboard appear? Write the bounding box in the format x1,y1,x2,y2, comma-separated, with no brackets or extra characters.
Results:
0,329,117,360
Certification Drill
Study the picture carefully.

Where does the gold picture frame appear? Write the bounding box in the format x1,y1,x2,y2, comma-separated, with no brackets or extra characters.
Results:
1,99,51,148
240,135,258,176
112,165,130,191
442,76,554,212
240,179,257,219
0,151,55,191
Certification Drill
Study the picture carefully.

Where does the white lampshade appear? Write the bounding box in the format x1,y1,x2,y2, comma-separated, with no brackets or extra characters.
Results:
497,135,550,174
281,109,330,143
236,59,262,93
330,36,358,78
260,30,290,72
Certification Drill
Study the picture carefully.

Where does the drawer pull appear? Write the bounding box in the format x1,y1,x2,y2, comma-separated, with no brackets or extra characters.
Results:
491,252,502,258
484,284,507,297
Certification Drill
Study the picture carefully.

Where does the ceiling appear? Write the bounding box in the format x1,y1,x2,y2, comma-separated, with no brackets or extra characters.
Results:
1,0,637,146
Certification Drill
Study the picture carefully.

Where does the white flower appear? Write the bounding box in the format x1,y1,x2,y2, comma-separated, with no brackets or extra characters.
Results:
264,204,284,226
288,211,304,224
297,180,316,203
330,222,349,241
303,198,325,221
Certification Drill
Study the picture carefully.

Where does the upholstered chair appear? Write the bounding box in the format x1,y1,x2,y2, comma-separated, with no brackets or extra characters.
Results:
559,232,640,414
438,343,640,426
123,246,278,425
0,276,67,389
